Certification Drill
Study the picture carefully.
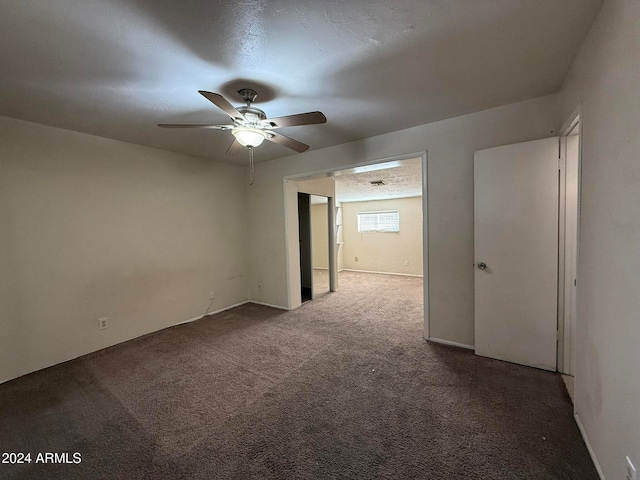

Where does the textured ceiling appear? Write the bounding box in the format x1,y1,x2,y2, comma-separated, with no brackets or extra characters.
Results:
334,158,423,203
0,0,602,165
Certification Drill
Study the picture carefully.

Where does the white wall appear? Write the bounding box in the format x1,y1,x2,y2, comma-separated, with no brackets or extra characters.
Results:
559,0,640,478
342,197,423,276
0,116,249,383
311,203,329,269
246,94,559,345
297,178,335,198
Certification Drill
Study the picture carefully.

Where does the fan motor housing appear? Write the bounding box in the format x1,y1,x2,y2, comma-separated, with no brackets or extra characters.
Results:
237,106,267,124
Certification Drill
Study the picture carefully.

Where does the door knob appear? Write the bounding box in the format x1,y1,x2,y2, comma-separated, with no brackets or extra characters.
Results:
477,262,487,270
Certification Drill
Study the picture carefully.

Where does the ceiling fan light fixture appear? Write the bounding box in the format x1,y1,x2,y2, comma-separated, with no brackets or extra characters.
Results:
232,127,266,147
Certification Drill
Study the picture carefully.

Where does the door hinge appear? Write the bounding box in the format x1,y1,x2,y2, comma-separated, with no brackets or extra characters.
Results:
557,330,562,340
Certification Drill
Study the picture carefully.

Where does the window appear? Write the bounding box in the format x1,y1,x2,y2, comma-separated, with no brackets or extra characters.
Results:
357,210,400,233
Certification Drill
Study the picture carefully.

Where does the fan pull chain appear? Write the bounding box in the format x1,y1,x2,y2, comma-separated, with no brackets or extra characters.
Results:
248,146,254,185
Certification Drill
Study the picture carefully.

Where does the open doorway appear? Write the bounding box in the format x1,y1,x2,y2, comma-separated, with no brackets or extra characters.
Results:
310,195,331,296
285,152,428,338
298,192,313,302
298,193,332,303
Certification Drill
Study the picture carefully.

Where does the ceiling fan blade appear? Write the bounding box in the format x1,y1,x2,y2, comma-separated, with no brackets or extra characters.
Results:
225,138,244,156
266,131,309,153
198,91,245,121
267,111,327,128
157,123,232,129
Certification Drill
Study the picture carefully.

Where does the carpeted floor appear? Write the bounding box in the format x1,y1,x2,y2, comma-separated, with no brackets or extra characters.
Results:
0,271,597,479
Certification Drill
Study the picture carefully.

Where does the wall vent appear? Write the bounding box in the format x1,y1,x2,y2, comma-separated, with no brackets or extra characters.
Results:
370,180,386,186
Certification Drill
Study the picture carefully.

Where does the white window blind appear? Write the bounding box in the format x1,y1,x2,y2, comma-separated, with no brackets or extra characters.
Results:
357,210,400,233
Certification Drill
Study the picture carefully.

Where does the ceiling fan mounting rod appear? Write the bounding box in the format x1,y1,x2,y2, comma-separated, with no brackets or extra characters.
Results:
238,88,258,106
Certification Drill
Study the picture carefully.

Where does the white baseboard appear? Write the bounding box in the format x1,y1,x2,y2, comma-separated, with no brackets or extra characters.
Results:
177,300,290,327
1,300,254,385
427,337,475,350
174,300,251,326
575,413,605,479
343,268,423,278
249,301,290,311
3,298,287,385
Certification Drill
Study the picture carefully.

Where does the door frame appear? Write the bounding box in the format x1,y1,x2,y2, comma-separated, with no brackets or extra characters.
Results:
282,151,430,339
557,104,583,375
303,194,334,300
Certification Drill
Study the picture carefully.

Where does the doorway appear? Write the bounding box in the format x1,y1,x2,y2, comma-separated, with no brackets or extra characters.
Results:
473,115,582,374
310,195,331,296
298,192,313,302
558,109,581,379
284,152,429,339
298,193,332,303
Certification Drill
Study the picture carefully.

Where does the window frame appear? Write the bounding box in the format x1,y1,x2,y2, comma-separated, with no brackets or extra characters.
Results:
356,210,400,233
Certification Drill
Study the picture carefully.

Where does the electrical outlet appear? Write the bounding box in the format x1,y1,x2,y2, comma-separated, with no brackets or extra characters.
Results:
98,317,108,330
258,283,263,291
209,290,215,300
627,456,637,480
404,260,409,266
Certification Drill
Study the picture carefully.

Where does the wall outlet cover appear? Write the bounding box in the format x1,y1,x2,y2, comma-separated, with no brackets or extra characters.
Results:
99,318,108,330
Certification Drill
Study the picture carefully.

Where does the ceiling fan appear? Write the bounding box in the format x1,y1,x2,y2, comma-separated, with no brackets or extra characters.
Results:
158,88,327,155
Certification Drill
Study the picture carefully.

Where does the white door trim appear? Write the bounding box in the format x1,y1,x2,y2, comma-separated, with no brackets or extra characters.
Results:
557,104,582,375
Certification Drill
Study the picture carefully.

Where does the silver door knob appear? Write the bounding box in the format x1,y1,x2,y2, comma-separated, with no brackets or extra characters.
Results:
477,262,487,270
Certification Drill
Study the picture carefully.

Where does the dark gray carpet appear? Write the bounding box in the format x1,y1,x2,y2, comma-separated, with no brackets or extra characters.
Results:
0,271,598,479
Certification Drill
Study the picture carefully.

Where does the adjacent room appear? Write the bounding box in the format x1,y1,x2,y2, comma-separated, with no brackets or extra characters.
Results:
300,158,424,302
1,1,638,479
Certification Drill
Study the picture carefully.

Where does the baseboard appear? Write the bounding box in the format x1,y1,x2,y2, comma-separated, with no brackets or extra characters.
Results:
249,301,290,311
176,299,291,323
0,300,254,386
343,268,423,278
427,337,475,350
174,300,251,326
575,413,606,479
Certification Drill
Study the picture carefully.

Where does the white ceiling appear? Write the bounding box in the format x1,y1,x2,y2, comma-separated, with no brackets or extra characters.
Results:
0,1,602,165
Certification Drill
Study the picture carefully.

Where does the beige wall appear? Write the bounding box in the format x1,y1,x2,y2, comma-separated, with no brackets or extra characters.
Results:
246,94,559,346
559,0,640,477
311,203,329,269
297,179,335,198
0,116,249,383
342,197,423,276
